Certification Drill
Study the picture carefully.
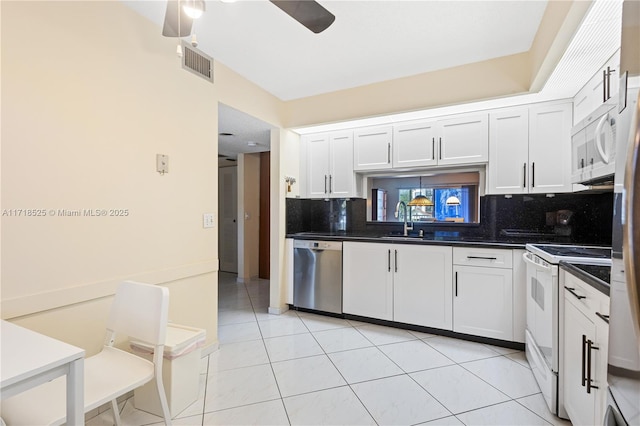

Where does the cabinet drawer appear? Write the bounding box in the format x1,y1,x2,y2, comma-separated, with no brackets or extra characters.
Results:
453,247,512,269
562,271,610,319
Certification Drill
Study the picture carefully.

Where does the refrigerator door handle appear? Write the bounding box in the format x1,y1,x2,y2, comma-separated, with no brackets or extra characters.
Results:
623,91,640,335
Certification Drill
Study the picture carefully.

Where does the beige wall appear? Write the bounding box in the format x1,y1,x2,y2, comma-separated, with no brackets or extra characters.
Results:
0,1,285,354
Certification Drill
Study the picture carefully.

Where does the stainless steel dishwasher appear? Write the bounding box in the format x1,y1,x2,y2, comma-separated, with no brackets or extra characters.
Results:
293,240,343,314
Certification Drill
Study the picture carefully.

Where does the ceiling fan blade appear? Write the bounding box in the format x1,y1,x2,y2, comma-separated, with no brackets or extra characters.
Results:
269,0,335,34
162,0,193,37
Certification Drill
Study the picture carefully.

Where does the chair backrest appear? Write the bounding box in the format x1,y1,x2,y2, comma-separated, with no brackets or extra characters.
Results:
106,281,169,345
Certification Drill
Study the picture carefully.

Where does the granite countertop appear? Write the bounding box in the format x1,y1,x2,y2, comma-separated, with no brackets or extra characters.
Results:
560,261,610,296
287,231,529,249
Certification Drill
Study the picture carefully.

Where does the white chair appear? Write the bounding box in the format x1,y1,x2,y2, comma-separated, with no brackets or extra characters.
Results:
1,281,172,426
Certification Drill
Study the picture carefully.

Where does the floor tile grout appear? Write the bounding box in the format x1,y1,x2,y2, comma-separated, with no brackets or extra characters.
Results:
108,272,566,425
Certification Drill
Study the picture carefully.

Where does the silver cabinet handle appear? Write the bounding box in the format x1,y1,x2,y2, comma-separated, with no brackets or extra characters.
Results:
324,175,327,194
603,69,608,103
523,163,526,188
387,143,391,164
432,138,435,160
394,250,398,272
329,175,332,194
388,250,391,272
439,138,442,160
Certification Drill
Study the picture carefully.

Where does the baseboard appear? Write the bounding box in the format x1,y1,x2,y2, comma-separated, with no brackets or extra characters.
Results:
268,305,290,315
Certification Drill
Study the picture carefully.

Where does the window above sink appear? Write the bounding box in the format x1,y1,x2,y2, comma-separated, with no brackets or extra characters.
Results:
368,171,481,224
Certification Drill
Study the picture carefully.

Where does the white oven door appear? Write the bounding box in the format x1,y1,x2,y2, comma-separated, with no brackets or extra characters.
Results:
523,251,558,369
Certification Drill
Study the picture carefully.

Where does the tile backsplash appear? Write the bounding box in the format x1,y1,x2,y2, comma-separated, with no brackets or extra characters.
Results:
287,192,613,245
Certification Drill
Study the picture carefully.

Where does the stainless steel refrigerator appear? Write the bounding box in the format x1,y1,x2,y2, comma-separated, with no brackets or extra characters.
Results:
606,2,640,423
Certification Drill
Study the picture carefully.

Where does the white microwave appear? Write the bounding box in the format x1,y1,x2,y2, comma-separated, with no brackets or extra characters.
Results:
571,101,617,185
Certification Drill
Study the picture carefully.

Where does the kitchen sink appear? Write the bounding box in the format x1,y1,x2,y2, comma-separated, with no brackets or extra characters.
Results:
381,235,423,241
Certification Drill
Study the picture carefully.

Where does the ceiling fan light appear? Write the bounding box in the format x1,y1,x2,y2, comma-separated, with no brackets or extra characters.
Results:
183,0,205,19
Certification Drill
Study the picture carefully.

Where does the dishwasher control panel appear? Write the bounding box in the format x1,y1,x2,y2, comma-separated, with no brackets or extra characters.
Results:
293,240,343,251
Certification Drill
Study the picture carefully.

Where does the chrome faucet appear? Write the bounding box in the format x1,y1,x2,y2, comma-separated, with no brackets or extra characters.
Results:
395,201,414,236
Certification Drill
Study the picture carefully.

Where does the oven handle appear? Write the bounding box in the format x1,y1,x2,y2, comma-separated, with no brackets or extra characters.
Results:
522,252,552,272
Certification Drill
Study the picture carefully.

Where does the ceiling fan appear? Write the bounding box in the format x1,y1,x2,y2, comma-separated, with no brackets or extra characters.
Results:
162,0,335,37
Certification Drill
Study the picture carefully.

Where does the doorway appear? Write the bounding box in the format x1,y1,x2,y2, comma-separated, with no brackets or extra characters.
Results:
217,103,273,282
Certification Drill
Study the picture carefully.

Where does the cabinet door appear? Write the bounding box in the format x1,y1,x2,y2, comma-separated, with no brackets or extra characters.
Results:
528,102,573,194
453,265,513,341
329,131,354,198
343,242,393,320
353,126,393,171
594,318,609,425
438,113,488,166
392,121,438,168
393,245,453,330
564,297,596,426
487,109,529,194
305,134,330,198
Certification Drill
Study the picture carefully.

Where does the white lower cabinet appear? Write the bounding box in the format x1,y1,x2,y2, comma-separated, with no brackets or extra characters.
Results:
393,245,453,330
452,247,514,341
563,272,609,426
343,242,452,328
343,243,521,343
343,242,394,320
453,265,513,341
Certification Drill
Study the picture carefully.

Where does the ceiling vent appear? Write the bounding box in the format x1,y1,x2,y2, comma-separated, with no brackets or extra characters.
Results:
181,41,213,83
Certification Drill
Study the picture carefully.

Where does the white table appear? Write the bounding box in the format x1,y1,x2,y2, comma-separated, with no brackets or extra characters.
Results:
1,320,85,425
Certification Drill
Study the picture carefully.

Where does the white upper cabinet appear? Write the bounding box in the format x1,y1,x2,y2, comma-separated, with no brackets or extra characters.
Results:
573,50,620,125
355,114,488,172
304,131,358,199
528,102,573,194
438,113,489,166
392,121,438,168
487,102,572,195
353,126,393,170
488,108,530,194
305,133,331,198
329,132,355,197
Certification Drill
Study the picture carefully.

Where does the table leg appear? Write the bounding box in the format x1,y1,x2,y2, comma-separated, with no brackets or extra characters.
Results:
66,357,84,425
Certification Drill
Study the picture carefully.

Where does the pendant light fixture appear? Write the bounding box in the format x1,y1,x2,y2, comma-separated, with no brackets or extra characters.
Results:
445,195,461,206
408,176,433,206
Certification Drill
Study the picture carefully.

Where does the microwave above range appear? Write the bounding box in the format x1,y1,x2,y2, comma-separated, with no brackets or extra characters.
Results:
571,101,617,186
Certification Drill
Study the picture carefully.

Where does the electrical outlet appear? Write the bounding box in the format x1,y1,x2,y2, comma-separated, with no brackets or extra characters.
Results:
156,154,169,174
203,213,214,228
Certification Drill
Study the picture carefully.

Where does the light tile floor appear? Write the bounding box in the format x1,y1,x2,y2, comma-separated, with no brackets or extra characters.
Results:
88,272,573,426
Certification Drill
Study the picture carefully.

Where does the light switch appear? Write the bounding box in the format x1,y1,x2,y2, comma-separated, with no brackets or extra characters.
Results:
203,213,214,228
156,154,169,175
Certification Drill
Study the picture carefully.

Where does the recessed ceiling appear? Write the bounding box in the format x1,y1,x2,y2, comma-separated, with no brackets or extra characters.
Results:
123,0,548,101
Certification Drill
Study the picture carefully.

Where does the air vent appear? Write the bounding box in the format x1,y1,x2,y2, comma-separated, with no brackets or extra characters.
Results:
181,41,213,83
